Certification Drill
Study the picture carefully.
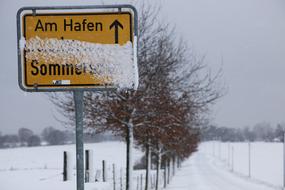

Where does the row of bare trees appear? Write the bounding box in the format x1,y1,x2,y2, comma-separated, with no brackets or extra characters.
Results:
201,123,285,142
49,5,223,190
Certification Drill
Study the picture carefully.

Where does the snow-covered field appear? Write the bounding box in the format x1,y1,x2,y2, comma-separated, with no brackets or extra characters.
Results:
199,142,283,188
166,142,283,190
1,141,283,190
0,141,143,190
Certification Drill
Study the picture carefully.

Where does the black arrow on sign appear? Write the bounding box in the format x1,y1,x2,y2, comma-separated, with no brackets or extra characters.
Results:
110,20,124,44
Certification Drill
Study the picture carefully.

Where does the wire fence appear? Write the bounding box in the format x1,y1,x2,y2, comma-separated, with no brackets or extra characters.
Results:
201,141,283,188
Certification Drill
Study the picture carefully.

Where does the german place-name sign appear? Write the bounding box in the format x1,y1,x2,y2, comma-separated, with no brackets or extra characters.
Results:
17,5,138,92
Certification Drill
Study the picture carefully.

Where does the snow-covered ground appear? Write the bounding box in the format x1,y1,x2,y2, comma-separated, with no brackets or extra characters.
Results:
1,141,283,190
166,142,283,190
201,141,283,187
0,141,143,190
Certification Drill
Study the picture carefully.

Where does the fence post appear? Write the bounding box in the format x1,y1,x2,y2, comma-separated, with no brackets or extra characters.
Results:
63,151,67,181
218,141,221,160
248,142,251,178
63,151,73,181
136,176,139,190
150,174,153,188
84,150,94,182
85,150,89,182
213,141,215,157
102,160,107,182
120,168,123,190
154,174,156,188
113,164,116,190
231,146,234,172
152,174,155,188
227,143,230,167
140,174,143,190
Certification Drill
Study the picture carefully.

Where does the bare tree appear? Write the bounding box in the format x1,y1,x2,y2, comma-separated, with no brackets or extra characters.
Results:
18,128,34,146
48,4,223,190
27,135,41,147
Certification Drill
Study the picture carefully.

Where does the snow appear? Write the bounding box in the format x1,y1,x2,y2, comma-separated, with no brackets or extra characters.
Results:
0,141,143,190
166,152,276,190
132,36,139,90
167,141,283,190
19,37,26,50
166,142,283,190
25,36,138,89
201,141,283,187
2,141,282,190
66,151,73,180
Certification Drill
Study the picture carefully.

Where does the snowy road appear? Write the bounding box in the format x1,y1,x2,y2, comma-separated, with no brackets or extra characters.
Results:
166,152,277,190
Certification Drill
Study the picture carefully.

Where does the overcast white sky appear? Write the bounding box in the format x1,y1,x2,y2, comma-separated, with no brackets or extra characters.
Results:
0,0,285,134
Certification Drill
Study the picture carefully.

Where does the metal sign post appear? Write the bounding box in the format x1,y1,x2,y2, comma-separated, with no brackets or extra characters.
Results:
74,90,84,190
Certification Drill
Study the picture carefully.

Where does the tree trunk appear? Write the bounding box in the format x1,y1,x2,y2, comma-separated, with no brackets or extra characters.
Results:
163,160,167,188
169,158,172,179
145,140,151,190
126,123,134,190
177,157,180,168
155,144,162,190
172,156,176,176
166,158,170,184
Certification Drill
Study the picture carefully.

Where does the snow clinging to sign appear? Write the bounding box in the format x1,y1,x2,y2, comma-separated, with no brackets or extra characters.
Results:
25,37,138,90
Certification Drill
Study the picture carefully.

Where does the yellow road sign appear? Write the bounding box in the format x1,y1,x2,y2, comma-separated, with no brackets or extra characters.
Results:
18,9,136,91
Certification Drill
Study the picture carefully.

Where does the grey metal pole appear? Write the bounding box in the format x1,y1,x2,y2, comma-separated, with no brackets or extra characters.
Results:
213,141,215,157
231,146,234,172
283,131,285,188
227,143,230,167
248,142,251,178
126,123,134,190
219,141,221,160
74,90,84,190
